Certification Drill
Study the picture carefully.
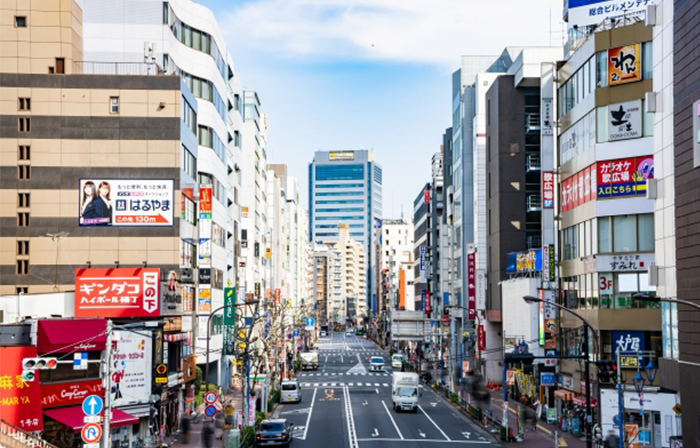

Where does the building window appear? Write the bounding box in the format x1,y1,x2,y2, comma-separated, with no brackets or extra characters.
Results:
181,146,196,180
17,240,29,256
597,214,654,254
15,16,26,27
234,131,241,147
18,145,30,160
16,260,29,275
16,287,28,294
181,97,196,134
315,165,364,181
18,117,31,132
55,58,64,74
198,125,226,162
17,193,30,208
180,239,196,268
18,165,31,180
110,97,119,114
181,194,196,225
17,212,30,227
18,98,30,111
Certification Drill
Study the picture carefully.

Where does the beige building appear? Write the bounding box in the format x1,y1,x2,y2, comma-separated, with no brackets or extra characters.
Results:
327,224,366,322
0,0,189,295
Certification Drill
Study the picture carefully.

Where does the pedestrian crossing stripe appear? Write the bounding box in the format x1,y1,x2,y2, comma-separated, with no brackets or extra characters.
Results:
301,373,389,377
301,383,390,387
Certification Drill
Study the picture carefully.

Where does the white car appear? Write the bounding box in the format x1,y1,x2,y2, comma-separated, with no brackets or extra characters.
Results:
369,356,385,372
391,354,403,369
345,331,353,336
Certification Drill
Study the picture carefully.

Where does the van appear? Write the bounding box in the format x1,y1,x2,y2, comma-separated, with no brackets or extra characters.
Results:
369,356,385,372
280,379,302,404
391,354,403,369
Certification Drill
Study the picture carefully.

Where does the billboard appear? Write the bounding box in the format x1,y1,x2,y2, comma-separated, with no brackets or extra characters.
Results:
567,0,656,28
608,100,642,141
505,250,542,274
419,245,426,283
597,156,654,198
161,270,183,316
0,346,44,431
41,380,103,409
608,44,642,86
467,252,476,320
75,268,160,318
111,330,152,406
542,172,554,208
329,151,355,161
79,179,174,226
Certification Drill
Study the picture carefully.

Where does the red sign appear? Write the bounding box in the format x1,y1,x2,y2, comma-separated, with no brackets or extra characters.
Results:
274,288,281,305
40,380,103,409
561,162,598,213
478,325,485,351
0,346,44,431
75,268,160,318
467,252,476,320
199,186,212,217
541,172,554,208
424,190,430,204
425,290,431,314
82,423,102,443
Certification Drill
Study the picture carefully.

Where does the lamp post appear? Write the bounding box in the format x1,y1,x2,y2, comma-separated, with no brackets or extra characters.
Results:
523,295,598,448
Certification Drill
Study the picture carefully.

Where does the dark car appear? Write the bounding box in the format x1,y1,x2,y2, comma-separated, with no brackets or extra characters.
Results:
255,419,294,447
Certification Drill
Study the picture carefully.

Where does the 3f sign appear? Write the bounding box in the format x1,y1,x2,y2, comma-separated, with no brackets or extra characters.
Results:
600,275,612,291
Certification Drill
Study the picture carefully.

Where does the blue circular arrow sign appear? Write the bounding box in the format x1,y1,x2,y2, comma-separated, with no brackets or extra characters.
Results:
82,395,103,416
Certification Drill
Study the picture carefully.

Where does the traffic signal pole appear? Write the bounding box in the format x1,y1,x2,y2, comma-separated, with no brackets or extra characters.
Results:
102,319,113,448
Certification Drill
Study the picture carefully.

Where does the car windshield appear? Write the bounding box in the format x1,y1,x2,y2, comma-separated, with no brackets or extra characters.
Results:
282,383,298,391
397,387,417,397
371,357,383,363
260,422,285,432
393,355,402,361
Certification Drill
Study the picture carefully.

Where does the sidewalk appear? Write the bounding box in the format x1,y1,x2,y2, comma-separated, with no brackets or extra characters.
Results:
169,390,245,448
486,390,586,448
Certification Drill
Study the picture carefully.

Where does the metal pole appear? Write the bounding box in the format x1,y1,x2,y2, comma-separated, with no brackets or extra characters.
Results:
102,319,113,448
617,348,624,448
584,325,593,448
204,313,213,404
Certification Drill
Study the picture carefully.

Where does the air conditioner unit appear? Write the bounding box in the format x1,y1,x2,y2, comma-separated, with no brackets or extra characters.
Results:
645,92,657,113
645,5,657,26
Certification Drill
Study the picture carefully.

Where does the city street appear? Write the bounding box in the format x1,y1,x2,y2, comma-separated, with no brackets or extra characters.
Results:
273,332,498,448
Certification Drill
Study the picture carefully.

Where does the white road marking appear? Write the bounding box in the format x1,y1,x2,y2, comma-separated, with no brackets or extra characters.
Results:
372,428,379,437
430,402,438,407
362,400,368,406
461,431,470,439
381,400,404,440
343,387,358,448
301,387,317,440
376,388,379,394
418,429,426,438
383,383,388,387
349,383,354,386
355,439,490,444
418,405,451,440
313,383,319,386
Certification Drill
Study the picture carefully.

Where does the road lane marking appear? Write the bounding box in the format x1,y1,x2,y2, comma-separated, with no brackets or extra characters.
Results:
376,388,379,394
343,387,358,448
381,400,404,440
355,439,490,444
418,429,426,438
301,387,317,440
418,405,451,440
372,428,379,437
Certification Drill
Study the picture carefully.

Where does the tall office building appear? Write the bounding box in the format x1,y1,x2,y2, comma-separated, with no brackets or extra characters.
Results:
308,150,382,317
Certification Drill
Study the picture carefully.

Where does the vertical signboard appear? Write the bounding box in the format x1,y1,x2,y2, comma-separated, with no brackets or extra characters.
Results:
419,245,427,283
425,290,431,315
421,290,426,313
0,346,44,431
541,98,553,135
608,44,642,86
542,289,557,366
199,185,213,264
542,172,554,209
111,330,152,406
224,287,236,356
424,189,430,204
467,252,476,320
478,325,485,351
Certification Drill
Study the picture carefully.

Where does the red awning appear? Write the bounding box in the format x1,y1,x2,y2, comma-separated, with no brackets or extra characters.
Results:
572,396,598,408
37,319,107,353
43,405,139,431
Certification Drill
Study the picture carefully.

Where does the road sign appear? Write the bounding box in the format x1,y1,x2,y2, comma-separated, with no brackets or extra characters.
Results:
305,326,314,331
82,395,103,416
305,317,314,326
81,423,102,444
84,443,99,448
293,329,300,338
672,403,681,415
156,364,167,375
83,416,101,424
204,391,218,404
205,405,217,418
74,353,88,370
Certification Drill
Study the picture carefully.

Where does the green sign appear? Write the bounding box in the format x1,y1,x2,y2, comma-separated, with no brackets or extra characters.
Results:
224,287,236,326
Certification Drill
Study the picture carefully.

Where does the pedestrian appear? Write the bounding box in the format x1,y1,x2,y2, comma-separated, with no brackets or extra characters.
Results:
604,430,621,448
181,416,191,444
534,399,543,421
202,424,214,448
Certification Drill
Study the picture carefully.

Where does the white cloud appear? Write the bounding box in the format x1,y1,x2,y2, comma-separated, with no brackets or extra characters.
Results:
224,0,563,67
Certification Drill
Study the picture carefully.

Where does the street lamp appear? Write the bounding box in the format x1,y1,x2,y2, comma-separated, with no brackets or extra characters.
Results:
632,292,700,311
523,295,597,448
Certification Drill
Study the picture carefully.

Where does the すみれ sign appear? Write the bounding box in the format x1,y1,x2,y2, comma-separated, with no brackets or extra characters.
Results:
75,268,160,318
79,179,174,227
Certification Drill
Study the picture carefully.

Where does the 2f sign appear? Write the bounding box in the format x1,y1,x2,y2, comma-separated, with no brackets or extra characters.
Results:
600,275,613,292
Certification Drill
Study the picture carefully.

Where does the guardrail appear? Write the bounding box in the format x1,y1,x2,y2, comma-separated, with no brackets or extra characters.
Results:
0,420,59,448
72,61,164,76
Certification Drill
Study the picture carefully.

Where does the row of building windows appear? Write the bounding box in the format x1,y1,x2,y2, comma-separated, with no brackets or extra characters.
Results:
181,146,196,180
316,208,364,213
198,172,226,204
164,2,228,81
166,55,226,121
181,97,196,135
198,125,226,162
315,200,363,204
315,224,364,229
315,216,363,221
558,43,652,118
315,165,364,181
560,271,657,310
317,183,364,189
316,192,364,197
373,166,382,185
562,214,654,260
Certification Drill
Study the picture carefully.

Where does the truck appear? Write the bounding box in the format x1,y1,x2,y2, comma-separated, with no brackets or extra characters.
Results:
320,324,329,336
300,352,319,370
391,372,420,412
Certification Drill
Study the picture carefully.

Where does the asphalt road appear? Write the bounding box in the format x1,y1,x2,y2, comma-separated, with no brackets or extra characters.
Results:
273,331,500,448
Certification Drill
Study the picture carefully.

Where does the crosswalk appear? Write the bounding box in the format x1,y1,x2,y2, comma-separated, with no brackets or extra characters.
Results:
301,382,390,387
316,349,384,355
300,372,390,377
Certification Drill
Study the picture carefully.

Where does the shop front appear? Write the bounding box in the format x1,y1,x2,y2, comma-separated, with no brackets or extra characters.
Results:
42,406,138,448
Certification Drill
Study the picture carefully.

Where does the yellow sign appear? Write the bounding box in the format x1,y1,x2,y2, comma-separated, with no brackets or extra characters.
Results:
265,248,271,259
329,151,355,161
506,369,515,385
608,44,642,86
672,403,681,415
155,378,167,383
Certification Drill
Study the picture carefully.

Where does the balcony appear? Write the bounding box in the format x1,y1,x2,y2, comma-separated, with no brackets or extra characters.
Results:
526,154,541,172
72,61,164,75
526,195,542,212
525,114,540,133
527,235,542,250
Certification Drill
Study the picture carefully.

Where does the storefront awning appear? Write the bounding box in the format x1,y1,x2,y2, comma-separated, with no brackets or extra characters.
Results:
43,405,138,431
554,389,577,401
572,396,598,408
38,319,107,353
164,332,189,342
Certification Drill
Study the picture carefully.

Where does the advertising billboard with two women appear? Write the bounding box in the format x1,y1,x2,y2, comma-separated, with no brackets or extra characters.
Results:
79,179,174,226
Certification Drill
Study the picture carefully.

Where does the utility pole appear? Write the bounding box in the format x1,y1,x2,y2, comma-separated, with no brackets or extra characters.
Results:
102,319,113,448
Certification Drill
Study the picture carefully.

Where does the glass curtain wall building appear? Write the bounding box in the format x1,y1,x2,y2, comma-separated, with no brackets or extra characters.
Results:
308,150,382,318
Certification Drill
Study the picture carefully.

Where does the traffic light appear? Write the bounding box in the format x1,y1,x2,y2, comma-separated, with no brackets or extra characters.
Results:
22,357,58,370
596,359,618,383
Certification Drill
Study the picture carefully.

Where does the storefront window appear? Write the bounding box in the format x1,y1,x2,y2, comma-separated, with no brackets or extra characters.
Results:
598,215,654,254
613,216,637,252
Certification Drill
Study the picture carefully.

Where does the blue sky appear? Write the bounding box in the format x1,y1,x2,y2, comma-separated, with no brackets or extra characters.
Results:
201,0,563,217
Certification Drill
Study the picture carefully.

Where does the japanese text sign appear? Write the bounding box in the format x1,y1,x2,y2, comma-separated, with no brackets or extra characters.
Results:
425,290,431,315
542,172,554,208
612,331,645,368
568,0,656,28
597,156,654,198
41,380,103,409
75,268,160,318
79,179,174,227
0,346,43,431
199,185,212,219
111,331,152,406
608,44,642,86
467,252,476,320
